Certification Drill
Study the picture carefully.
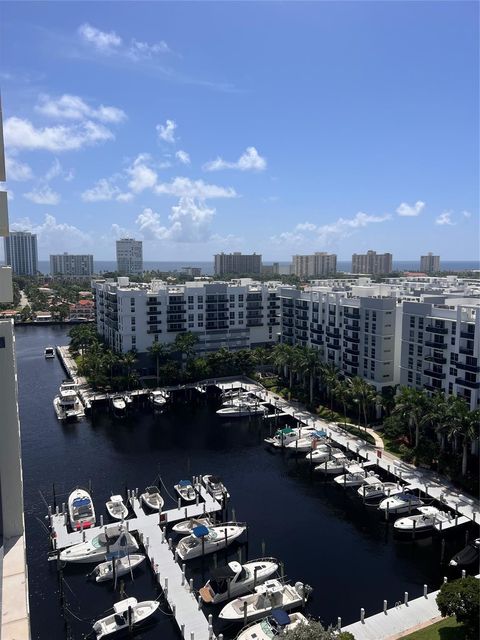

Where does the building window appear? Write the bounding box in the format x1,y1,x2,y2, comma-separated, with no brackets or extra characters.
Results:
409,344,414,355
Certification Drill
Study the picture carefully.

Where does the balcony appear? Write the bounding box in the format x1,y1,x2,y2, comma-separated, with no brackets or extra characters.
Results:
344,310,360,320
247,320,263,327
423,369,446,380
456,362,480,373
147,327,161,334
167,306,186,313
326,343,341,351
426,325,448,335
147,299,159,306
456,377,480,389
326,328,340,338
425,355,447,365
344,347,359,356
344,323,360,332
283,319,294,327
460,330,475,340
343,357,359,367
344,334,360,344
425,340,447,349
310,325,323,335
425,383,443,392
459,346,474,356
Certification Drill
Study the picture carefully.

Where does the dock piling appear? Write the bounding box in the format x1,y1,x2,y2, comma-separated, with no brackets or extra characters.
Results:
423,585,428,598
462,570,466,579
100,515,104,526
337,617,342,630
189,578,194,592
360,608,365,623
383,600,388,613
404,592,408,605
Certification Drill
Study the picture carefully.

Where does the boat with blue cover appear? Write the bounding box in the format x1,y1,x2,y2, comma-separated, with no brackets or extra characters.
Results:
286,429,328,453
176,523,246,560
174,479,196,502
68,488,96,530
235,610,309,640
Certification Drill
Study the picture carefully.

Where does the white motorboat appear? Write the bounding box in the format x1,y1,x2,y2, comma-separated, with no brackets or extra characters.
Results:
378,490,424,514
199,558,280,604
203,474,230,500
68,488,96,530
314,452,351,474
357,479,403,501
140,486,164,511
106,495,129,521
219,579,311,622
221,388,246,400
174,480,196,502
94,554,145,582
124,394,133,406
93,597,159,638
333,465,379,488
221,393,259,406
176,523,246,561
305,444,342,463
53,389,84,421
450,538,480,567
60,380,78,392
44,346,55,358
264,426,315,448
150,390,167,410
60,524,138,563
217,402,267,418
236,611,309,640
394,506,442,533
286,430,328,454
172,516,214,536
111,395,126,415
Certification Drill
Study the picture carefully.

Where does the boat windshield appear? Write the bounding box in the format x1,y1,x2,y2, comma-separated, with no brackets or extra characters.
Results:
260,619,276,638
92,534,108,549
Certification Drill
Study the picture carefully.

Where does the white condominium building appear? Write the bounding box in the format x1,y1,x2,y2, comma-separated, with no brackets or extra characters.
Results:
50,252,94,278
420,253,440,273
279,288,400,390
93,277,284,354
4,231,38,276
292,253,337,278
400,299,479,410
214,252,262,276
116,238,143,275
352,250,393,275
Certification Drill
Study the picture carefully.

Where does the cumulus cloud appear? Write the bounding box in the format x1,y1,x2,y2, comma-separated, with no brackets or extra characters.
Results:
462,210,472,218
203,146,266,172
154,177,237,199
5,156,33,181
435,211,455,226
136,197,215,243
127,154,157,193
175,150,190,165
78,23,171,60
127,39,171,60
11,214,92,251
36,93,126,124
396,201,425,217
24,185,61,205
78,23,122,53
4,117,114,152
156,119,177,143
81,178,120,202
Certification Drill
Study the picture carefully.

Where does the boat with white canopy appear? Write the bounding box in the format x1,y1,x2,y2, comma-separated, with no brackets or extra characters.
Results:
305,445,342,463
68,488,96,530
150,389,167,411
357,478,403,501
217,402,267,418
140,486,164,511
265,426,315,448
394,506,446,533
176,523,246,561
286,430,328,454
172,516,214,536
60,524,138,563
378,489,424,514
333,465,379,487
199,558,280,604
314,452,351,474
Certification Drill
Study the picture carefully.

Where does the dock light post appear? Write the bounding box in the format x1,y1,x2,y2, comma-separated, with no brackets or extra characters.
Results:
423,585,428,597
360,608,365,623
197,594,202,610
383,600,388,614
168,537,173,550
196,493,199,506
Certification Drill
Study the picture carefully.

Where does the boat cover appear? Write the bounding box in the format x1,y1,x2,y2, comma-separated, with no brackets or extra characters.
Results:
271,609,290,626
73,497,91,507
346,465,364,475
193,525,210,538
313,430,327,438
277,427,294,435
178,480,192,487
209,564,237,580
364,476,382,486
146,486,159,494
452,543,480,567
208,475,222,484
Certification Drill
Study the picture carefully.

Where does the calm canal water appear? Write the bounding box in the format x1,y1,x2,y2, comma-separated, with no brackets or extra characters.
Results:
15,326,476,640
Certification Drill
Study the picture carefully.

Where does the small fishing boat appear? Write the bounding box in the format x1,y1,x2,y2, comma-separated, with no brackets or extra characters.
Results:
394,506,441,533
378,490,424,514
60,525,138,563
333,465,379,488
236,610,309,640
150,390,167,410
44,346,55,358
140,486,164,511
314,452,351,475
176,523,246,561
93,554,145,583
92,597,159,638
357,479,403,501
217,402,267,418
199,558,280,604
174,480,196,502
450,538,480,567
219,579,311,622
106,495,129,521
68,488,96,530
111,395,126,415
285,430,328,454
172,516,214,536
203,474,230,500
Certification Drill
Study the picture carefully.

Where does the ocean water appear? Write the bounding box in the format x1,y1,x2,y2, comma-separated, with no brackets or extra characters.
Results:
16,325,477,640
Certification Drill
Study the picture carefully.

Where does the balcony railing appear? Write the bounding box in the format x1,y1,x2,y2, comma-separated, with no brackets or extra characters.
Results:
423,369,446,380
459,346,474,356
344,311,360,320
456,361,480,373
460,330,475,340
425,355,447,365
425,340,447,349
455,377,480,389
344,323,360,332
426,325,448,335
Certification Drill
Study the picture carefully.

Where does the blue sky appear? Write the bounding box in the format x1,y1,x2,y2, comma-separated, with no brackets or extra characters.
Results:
1,1,478,261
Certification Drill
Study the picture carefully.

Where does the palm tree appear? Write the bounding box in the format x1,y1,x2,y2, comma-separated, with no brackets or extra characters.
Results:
421,392,449,450
297,347,321,404
347,376,376,430
392,387,428,448
319,363,341,410
272,343,293,381
333,380,351,427
173,331,199,370
121,351,137,389
445,399,478,476
148,341,170,385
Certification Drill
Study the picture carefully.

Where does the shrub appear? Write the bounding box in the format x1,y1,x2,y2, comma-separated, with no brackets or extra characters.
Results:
436,576,479,639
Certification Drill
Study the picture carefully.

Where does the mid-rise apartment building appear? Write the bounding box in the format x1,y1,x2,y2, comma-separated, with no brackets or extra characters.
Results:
214,252,262,276
50,252,94,278
4,231,38,275
292,253,337,278
400,299,479,409
279,288,400,391
352,250,393,275
116,238,143,275
420,253,440,274
93,277,283,355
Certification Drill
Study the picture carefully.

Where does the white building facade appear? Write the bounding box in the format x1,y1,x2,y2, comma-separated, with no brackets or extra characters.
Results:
50,253,94,278
420,253,440,273
116,238,143,275
292,253,337,278
4,231,38,276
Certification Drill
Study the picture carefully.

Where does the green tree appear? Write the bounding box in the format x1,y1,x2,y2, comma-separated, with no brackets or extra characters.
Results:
148,341,170,385
346,376,376,429
319,362,341,410
173,331,199,370
334,380,351,427
436,576,479,639
446,400,479,476
283,618,354,640
298,347,321,404
392,387,428,448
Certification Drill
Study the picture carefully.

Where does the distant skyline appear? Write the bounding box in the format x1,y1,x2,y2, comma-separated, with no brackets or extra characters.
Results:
1,2,478,261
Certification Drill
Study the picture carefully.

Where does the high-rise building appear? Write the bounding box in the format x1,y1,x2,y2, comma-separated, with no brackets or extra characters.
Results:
420,253,440,273
116,238,143,275
351,250,393,275
292,253,337,278
4,231,38,275
214,252,262,276
50,253,94,278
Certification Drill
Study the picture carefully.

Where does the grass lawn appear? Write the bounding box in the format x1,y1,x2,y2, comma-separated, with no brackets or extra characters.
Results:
400,617,467,639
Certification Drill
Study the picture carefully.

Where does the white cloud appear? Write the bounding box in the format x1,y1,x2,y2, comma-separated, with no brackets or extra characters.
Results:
4,117,114,152
5,156,33,181
127,154,157,193
156,119,177,143
36,93,126,124
203,146,266,172
11,214,91,251
78,23,122,53
175,150,190,165
435,211,455,226
23,185,61,205
44,158,62,181
127,39,171,60
81,178,119,202
116,192,134,203
396,200,425,217
154,177,237,199
136,197,216,243
462,210,472,218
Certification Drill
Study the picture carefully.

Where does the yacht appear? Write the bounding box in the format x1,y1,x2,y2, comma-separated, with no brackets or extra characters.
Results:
150,390,167,411
140,486,164,511
176,523,246,561
333,465,379,488
68,488,96,530
94,554,145,583
265,426,315,448
450,538,480,567
305,444,342,464
357,479,403,501
235,611,309,640
199,558,280,604
314,452,351,475
60,524,138,563
172,516,214,536
44,346,55,359
394,506,442,533
53,388,84,421
93,597,158,638
111,395,126,416
285,430,328,454
203,474,230,500
174,480,196,502
378,490,424,515
217,402,267,418
219,579,311,622
106,495,129,521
